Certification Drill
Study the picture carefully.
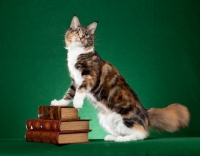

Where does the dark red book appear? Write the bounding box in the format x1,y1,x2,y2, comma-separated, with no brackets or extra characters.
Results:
26,119,90,132
25,130,91,144
38,106,79,120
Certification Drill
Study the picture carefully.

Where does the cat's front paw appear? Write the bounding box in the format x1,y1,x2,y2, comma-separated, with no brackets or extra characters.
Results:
51,99,71,106
73,92,85,109
73,97,83,109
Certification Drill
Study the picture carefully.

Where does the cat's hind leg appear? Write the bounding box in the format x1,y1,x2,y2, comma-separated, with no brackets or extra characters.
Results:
114,124,148,142
99,111,148,142
104,135,117,141
98,112,121,141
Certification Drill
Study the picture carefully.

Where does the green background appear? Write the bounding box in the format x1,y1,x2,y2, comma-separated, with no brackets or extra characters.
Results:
0,0,199,140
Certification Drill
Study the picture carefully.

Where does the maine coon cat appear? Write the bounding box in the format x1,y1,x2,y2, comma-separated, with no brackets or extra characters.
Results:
51,16,190,142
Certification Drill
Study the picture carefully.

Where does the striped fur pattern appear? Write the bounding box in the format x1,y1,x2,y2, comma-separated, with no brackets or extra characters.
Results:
51,16,190,142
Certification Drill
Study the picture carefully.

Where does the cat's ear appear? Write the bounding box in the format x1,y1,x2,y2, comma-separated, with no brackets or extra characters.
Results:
87,22,98,34
70,16,80,29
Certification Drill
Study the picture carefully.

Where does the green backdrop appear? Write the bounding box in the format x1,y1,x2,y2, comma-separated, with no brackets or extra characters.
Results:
0,0,200,140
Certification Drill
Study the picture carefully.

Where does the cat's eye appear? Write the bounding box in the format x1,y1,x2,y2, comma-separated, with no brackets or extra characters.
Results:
84,33,89,37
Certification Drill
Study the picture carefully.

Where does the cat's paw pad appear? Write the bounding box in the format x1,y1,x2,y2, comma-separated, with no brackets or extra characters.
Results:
51,99,70,106
104,135,117,141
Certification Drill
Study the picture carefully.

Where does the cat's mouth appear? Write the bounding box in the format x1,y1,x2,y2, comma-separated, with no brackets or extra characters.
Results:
75,41,84,47
65,40,85,50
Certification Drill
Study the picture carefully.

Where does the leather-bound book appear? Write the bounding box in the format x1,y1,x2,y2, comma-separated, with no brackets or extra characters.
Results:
38,106,79,120
25,130,91,144
26,119,90,132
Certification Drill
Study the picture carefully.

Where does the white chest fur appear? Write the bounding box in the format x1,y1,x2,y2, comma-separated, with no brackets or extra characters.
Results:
67,47,94,87
67,47,83,87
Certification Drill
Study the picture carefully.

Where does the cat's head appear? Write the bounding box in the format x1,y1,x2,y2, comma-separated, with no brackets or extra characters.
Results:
65,16,97,51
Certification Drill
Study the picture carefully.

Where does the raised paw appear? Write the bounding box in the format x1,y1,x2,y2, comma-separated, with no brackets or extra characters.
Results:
50,99,71,106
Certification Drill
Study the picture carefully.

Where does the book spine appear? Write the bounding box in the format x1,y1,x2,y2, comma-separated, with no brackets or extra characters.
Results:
26,130,59,144
38,106,61,120
26,119,42,131
26,119,60,131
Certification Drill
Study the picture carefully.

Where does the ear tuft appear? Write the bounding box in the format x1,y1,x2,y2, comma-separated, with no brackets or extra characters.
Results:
70,16,80,29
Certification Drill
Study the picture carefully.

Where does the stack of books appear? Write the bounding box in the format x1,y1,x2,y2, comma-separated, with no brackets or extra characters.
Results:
25,106,91,144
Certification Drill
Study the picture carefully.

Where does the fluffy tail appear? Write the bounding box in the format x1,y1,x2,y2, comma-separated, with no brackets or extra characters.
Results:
147,103,190,132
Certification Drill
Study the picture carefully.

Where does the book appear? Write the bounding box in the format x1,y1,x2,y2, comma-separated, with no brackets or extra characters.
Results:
25,130,91,144
38,106,79,120
26,119,90,132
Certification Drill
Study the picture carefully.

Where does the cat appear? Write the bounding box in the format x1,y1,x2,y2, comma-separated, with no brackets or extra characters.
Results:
51,16,190,142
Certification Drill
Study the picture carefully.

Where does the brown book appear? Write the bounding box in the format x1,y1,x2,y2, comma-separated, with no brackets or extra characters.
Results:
38,106,79,120
25,130,90,144
26,119,90,132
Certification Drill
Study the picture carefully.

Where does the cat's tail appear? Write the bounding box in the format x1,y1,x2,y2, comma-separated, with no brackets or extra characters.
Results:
147,103,190,132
